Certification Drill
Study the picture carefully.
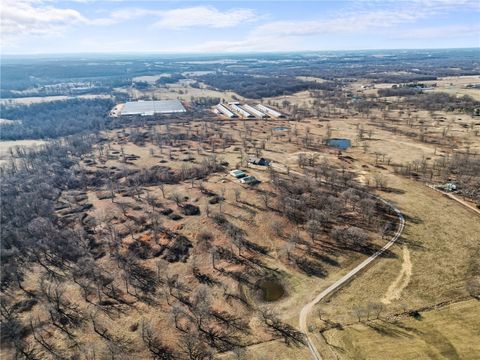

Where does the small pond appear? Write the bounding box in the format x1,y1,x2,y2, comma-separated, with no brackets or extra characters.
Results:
273,126,289,132
326,138,351,150
258,279,285,302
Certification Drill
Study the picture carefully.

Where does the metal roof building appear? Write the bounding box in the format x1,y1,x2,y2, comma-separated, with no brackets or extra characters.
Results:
242,104,268,118
255,104,285,118
228,102,254,119
215,104,236,118
120,100,186,116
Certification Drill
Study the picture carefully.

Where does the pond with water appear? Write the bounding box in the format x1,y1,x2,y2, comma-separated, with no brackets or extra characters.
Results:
326,138,351,150
273,126,289,131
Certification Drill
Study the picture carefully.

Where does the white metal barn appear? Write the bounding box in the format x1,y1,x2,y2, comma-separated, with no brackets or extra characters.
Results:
255,104,285,118
242,104,268,118
228,102,254,119
215,104,236,118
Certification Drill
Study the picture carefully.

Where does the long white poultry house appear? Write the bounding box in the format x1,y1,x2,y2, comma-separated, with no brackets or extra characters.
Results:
215,104,236,118
242,104,268,118
255,104,285,118
228,102,254,118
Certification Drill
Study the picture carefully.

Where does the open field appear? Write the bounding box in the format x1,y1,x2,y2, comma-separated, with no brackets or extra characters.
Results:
307,172,480,320
0,139,46,163
304,169,480,359
424,76,480,101
117,79,245,103
322,299,480,360
0,94,113,106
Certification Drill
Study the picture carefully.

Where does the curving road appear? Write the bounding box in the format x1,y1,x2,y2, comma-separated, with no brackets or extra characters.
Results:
268,163,405,359
298,196,405,360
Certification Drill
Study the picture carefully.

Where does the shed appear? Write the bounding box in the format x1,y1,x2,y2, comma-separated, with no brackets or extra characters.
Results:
249,157,271,166
230,169,246,178
240,176,259,185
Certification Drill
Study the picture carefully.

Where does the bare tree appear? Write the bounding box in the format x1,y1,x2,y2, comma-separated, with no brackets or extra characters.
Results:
306,219,322,242
170,192,184,208
259,309,305,346
196,231,214,253
178,331,212,360
159,183,167,199
141,319,175,359
234,188,241,203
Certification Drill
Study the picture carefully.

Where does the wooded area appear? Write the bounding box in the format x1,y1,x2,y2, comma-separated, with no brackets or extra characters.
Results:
0,99,114,140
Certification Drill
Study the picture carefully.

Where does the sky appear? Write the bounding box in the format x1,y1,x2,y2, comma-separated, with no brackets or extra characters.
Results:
1,0,480,54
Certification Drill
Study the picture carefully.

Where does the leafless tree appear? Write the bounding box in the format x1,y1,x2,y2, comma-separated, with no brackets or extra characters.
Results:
170,192,184,208
259,308,305,346
141,319,175,359
306,219,322,242
178,331,212,360
233,188,241,203
159,182,167,199
196,231,214,253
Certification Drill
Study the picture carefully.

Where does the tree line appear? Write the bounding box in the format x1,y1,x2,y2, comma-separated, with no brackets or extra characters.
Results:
0,98,114,140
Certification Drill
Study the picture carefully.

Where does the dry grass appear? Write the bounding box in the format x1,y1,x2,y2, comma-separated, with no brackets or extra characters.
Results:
0,94,112,106
303,163,480,359
423,75,480,101
322,299,480,360
0,139,46,165
119,79,245,103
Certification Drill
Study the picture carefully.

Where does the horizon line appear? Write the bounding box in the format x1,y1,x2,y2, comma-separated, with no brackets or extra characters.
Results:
2,47,479,59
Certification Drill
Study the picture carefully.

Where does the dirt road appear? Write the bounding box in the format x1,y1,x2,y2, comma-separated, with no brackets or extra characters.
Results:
428,185,480,216
298,196,405,360
269,162,406,360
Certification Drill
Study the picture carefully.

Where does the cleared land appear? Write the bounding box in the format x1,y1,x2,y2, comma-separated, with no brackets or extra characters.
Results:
322,299,480,360
0,94,112,106
0,139,46,164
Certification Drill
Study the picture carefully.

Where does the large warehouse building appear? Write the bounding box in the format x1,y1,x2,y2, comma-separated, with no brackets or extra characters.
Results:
119,100,186,116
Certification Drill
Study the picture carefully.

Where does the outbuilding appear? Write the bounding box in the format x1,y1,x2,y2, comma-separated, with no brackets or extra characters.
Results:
249,157,271,166
230,169,246,178
240,176,259,185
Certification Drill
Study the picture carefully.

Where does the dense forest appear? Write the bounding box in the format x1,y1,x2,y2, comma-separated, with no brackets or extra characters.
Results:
377,87,422,97
0,99,114,140
405,93,480,115
197,74,331,98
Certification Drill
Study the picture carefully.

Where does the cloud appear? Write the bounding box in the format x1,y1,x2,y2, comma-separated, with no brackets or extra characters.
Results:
90,6,259,29
152,6,258,29
390,24,480,40
252,7,434,38
413,0,480,11
1,0,87,44
87,8,154,26
190,1,480,53
1,2,259,48
2,0,479,53
249,0,480,39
